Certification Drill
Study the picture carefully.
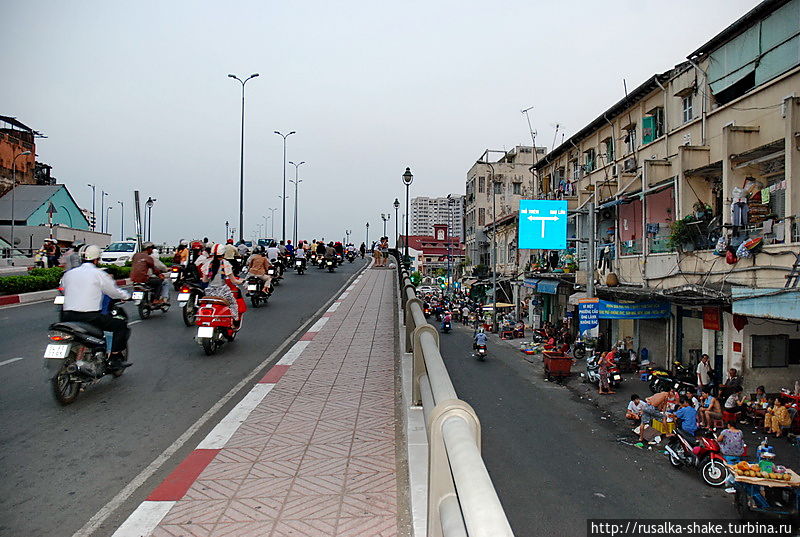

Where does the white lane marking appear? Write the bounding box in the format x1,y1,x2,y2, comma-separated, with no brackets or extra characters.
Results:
0,357,24,367
110,501,175,537
340,292,349,299
127,320,142,326
73,261,369,537
277,340,310,366
196,383,274,449
327,302,340,312
308,317,329,333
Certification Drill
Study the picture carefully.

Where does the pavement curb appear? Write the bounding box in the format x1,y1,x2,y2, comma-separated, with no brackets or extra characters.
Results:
0,279,132,308
108,268,369,537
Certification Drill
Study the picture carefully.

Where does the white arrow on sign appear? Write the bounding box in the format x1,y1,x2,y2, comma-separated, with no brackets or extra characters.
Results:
527,215,560,237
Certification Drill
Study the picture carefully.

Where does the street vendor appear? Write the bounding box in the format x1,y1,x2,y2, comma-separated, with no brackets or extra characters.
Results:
764,399,792,437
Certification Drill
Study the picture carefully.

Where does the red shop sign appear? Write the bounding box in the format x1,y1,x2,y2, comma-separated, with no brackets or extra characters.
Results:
703,306,722,331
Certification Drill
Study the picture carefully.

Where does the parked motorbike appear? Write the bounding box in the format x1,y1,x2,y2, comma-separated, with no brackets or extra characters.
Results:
176,281,205,326
245,276,270,308
295,258,306,275
325,258,336,272
665,429,729,487
474,343,488,361
615,347,639,373
584,353,623,388
194,291,243,356
44,299,128,405
132,281,170,320
648,362,695,393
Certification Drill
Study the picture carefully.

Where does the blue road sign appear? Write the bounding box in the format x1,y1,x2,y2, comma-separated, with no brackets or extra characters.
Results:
518,200,568,249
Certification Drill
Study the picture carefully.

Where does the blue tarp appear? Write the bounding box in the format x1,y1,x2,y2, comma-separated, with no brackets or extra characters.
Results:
537,280,560,295
523,278,540,289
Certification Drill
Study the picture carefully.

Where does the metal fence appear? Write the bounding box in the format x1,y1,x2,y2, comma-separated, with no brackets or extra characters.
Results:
396,260,514,537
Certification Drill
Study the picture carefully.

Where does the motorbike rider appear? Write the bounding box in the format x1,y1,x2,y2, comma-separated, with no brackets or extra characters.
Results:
285,240,295,258
316,240,327,258
60,241,85,271
198,243,246,323
359,242,366,258
441,311,452,331
61,245,132,368
223,238,238,273
278,240,288,257
131,242,169,304
185,241,207,281
173,240,189,265
294,240,307,268
324,242,336,264
473,328,488,349
246,247,273,294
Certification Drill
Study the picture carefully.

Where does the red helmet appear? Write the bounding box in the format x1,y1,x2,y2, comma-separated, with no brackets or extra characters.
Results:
190,241,203,250
226,238,234,244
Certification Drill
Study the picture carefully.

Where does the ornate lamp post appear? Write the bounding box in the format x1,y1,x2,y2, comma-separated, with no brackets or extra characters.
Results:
401,167,413,267
393,198,400,250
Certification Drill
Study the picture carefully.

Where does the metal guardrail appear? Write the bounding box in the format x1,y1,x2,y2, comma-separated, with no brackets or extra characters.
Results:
397,263,514,537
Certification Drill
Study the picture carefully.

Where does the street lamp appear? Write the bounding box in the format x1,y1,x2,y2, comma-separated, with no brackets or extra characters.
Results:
117,200,124,240
268,207,277,238
274,130,296,242
9,150,32,255
446,194,454,297
105,206,113,234
87,184,96,231
225,220,230,239
289,160,305,245
393,198,400,250
100,190,109,235
477,160,498,332
381,213,390,238
401,167,413,265
345,229,352,244
145,197,156,241
365,222,370,251
229,72,260,243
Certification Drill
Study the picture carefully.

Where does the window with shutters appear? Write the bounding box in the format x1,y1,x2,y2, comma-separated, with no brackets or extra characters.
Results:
603,138,614,162
478,177,485,193
478,208,485,226
512,182,522,195
752,334,789,368
682,96,693,123
642,107,664,144
493,181,502,194
584,149,596,172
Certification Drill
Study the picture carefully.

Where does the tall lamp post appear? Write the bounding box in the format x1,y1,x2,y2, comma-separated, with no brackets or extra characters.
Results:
393,198,400,250
401,168,413,267
100,190,109,235
268,207,277,238
145,197,156,241
228,72,260,243
117,200,124,240
446,194,454,297
381,213,390,238
105,206,112,234
289,160,305,245
9,150,32,255
225,220,230,239
274,130,295,243
87,183,96,231
365,222,370,251
477,160,498,332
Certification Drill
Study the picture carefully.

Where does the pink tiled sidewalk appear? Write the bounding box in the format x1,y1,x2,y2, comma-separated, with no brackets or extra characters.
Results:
153,268,399,537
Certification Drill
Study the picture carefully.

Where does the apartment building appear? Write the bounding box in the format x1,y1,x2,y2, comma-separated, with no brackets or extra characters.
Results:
530,0,800,389
409,195,465,238
464,146,545,272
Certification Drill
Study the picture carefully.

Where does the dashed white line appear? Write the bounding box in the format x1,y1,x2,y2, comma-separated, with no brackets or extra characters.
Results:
110,501,175,537
277,341,310,365
196,383,275,449
0,357,23,367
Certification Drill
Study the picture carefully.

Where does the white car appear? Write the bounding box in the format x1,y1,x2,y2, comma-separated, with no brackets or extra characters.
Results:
100,241,138,265
417,285,435,294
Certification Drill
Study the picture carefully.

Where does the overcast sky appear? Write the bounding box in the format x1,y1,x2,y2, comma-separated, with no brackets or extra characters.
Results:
4,0,759,245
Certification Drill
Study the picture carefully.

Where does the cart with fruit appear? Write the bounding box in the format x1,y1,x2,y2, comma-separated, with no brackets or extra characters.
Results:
730,460,800,521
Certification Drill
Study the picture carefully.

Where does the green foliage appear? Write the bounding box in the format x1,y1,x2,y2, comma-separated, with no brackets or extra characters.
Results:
27,267,65,279
99,264,132,280
159,256,175,265
410,271,421,284
667,219,693,251
0,264,131,295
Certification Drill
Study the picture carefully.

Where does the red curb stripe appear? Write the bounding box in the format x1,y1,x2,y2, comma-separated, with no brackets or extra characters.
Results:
323,312,334,317
0,295,21,306
259,364,290,384
146,448,220,501
300,331,317,341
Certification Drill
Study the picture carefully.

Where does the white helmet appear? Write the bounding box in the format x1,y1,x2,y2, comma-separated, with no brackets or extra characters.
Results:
211,243,226,256
83,245,102,261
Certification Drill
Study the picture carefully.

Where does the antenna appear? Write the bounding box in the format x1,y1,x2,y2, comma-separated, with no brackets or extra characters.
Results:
551,123,561,152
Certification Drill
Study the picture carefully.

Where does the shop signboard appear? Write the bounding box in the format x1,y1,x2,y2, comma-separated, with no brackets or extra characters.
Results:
578,298,600,337
518,200,567,250
578,298,670,337
702,306,722,330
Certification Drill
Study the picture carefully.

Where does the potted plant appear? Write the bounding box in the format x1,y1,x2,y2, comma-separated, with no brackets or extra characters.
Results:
667,218,694,252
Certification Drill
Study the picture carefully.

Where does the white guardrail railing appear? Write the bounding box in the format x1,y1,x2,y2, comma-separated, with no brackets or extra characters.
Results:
398,264,514,537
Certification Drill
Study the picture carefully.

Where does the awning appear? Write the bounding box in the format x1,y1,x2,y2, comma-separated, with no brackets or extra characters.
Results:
732,288,800,322
537,280,560,295
568,292,588,306
523,278,540,289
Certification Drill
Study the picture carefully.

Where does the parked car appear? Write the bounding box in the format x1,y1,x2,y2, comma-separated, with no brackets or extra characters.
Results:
417,285,435,294
100,241,138,266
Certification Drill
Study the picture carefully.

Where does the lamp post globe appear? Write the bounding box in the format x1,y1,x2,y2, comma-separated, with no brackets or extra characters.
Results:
401,168,413,267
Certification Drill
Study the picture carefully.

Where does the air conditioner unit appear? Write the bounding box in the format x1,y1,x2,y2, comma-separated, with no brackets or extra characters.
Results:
611,164,619,177
623,158,637,173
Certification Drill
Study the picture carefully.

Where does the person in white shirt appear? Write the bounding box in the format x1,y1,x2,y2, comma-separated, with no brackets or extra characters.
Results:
266,242,280,262
61,245,132,367
696,353,713,394
626,394,646,422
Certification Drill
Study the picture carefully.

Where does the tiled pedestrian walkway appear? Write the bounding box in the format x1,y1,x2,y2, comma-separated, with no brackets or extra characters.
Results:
141,267,399,536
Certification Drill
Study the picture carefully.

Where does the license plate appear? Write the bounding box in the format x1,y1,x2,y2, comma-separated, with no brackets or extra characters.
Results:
170,273,179,279
44,344,70,359
612,374,621,381
247,284,257,291
132,291,144,300
295,261,302,266
197,326,214,338
53,295,65,305
177,293,190,302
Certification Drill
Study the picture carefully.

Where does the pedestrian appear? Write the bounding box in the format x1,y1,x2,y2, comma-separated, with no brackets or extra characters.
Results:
696,353,713,395
598,349,616,395
359,242,366,258
372,241,383,267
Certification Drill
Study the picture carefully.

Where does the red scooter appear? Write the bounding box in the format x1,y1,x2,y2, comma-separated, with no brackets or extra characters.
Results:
194,288,245,356
665,428,729,487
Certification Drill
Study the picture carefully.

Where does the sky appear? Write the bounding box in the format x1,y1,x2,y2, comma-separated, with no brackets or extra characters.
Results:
3,0,760,245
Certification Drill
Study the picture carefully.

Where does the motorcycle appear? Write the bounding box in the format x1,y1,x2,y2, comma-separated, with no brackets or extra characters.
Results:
294,258,306,275
325,258,336,272
648,362,695,393
584,353,623,388
423,306,432,319
194,289,243,356
176,280,205,326
309,253,318,266
665,429,729,487
346,251,355,263
245,276,270,308
441,320,452,333
267,266,280,286
44,299,128,405
615,347,639,373
335,253,343,266
474,343,488,361
168,265,182,286
132,281,170,320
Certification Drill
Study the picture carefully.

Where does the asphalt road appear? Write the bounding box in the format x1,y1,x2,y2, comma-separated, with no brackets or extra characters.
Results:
0,258,367,537
438,323,736,537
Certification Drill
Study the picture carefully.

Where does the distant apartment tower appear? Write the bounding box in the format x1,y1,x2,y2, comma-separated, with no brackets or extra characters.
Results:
409,195,465,238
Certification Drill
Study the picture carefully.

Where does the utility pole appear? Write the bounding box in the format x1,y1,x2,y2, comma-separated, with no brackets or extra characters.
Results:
587,201,596,299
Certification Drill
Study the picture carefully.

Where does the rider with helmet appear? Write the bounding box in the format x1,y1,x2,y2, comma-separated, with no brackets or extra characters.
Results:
198,243,246,321
131,242,169,304
61,245,132,368
246,246,273,293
